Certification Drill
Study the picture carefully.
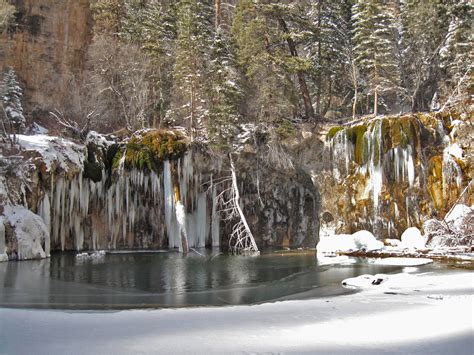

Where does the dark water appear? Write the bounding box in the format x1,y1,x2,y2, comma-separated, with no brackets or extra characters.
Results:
0,250,405,309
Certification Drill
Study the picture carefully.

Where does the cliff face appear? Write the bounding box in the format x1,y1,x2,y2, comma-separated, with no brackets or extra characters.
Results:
0,0,92,119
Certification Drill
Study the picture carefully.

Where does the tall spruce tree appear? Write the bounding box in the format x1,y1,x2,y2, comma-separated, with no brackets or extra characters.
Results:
400,0,449,111
352,0,400,116
171,0,213,141
207,29,242,148
440,0,473,96
1,68,26,134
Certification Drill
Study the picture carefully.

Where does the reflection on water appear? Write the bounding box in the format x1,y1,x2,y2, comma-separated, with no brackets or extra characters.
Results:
0,250,404,309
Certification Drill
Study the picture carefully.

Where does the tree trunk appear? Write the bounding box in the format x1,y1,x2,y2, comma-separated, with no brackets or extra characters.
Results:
215,0,221,30
277,17,315,120
190,81,195,142
315,0,323,116
229,155,259,254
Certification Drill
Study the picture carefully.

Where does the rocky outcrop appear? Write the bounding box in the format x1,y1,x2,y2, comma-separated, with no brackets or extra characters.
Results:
301,110,472,240
235,152,319,248
0,0,92,119
0,129,321,258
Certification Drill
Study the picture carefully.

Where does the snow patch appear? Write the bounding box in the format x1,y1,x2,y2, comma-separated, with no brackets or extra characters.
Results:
30,122,49,134
342,274,389,289
15,134,85,172
372,257,433,266
400,227,426,250
317,230,383,256
2,205,49,260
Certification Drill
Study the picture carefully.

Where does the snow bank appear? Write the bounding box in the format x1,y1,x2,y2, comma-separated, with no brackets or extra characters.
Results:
372,257,433,266
316,230,383,256
399,227,426,250
15,134,85,172
425,204,474,248
2,205,49,260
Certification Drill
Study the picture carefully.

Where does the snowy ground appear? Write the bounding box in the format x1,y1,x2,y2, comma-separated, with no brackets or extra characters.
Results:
0,269,472,354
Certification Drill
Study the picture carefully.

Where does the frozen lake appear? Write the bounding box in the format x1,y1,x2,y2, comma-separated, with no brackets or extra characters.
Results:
0,250,406,309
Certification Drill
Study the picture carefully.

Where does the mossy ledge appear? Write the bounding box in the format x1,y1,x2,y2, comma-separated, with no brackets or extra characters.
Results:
113,129,188,171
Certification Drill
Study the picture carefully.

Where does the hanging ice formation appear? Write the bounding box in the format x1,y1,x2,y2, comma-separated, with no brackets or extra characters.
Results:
326,114,465,237
40,152,220,251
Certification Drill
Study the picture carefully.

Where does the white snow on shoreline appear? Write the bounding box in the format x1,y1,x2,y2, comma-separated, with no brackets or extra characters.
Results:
0,270,472,354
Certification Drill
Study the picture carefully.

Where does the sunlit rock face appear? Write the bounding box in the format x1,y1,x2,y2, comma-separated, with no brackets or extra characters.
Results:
313,111,472,239
0,0,92,116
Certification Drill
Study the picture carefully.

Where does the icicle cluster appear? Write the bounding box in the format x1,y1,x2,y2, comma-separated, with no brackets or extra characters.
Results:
39,153,220,251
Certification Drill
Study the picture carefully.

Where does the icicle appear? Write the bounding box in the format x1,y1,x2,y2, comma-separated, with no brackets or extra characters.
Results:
211,183,220,247
38,194,51,256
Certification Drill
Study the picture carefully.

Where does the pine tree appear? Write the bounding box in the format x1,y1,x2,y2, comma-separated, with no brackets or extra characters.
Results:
171,0,214,141
308,0,353,117
207,29,242,148
439,0,473,95
352,0,400,116
1,68,26,134
400,0,450,111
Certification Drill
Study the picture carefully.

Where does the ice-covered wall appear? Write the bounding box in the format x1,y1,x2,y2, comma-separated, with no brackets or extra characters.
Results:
43,152,220,251
317,111,471,239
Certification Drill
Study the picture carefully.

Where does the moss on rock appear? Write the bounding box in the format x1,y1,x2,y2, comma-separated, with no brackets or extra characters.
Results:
119,130,188,171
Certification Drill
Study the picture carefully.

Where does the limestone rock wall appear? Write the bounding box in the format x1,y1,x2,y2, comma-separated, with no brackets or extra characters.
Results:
0,0,92,119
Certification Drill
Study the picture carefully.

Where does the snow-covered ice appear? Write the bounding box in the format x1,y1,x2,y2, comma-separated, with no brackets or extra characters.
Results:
0,270,472,354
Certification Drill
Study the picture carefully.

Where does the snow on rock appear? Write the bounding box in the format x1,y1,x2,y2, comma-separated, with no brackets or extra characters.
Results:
15,134,85,172
316,234,356,256
352,230,384,251
76,250,106,261
2,205,49,260
342,274,389,289
317,230,383,256
372,257,433,266
399,227,426,250
30,122,49,134
85,131,114,149
425,204,474,248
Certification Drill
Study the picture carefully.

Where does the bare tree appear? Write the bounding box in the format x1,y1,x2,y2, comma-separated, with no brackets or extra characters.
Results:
214,154,259,255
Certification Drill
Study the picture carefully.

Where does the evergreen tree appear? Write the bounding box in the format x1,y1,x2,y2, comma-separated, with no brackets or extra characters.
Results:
91,0,126,37
308,0,353,117
233,0,312,125
400,0,449,111
207,30,242,148
1,68,26,134
439,0,473,94
352,0,400,116
171,0,214,141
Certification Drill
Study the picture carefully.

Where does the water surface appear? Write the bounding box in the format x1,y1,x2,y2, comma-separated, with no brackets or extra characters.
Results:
0,250,405,309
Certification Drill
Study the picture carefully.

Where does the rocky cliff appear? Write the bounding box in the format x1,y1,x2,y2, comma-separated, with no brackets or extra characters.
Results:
0,0,92,119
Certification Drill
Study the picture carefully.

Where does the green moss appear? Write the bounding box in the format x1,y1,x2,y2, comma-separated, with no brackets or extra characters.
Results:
327,126,344,141
123,130,188,171
349,125,368,165
112,147,125,170
84,160,102,182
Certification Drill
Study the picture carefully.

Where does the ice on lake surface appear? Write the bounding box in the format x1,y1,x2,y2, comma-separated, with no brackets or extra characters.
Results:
0,250,409,309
